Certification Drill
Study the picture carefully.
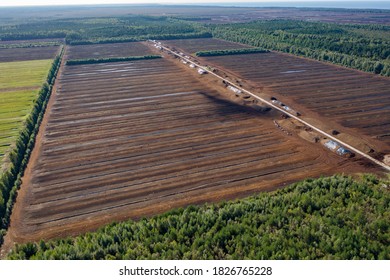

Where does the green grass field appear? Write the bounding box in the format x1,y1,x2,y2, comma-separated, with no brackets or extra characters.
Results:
0,60,52,90
0,59,52,163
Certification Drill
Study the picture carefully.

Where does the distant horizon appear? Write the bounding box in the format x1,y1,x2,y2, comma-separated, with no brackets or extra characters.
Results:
1,1,390,10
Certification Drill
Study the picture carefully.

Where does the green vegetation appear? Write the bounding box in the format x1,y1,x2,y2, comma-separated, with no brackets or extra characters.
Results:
0,16,210,45
66,55,161,65
210,20,390,76
2,14,388,76
7,175,390,260
0,41,61,49
68,32,212,45
0,49,63,246
196,48,269,57
0,59,53,162
0,60,52,90
0,90,38,159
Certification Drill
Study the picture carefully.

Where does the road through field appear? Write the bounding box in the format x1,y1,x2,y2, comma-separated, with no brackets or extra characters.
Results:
157,42,390,172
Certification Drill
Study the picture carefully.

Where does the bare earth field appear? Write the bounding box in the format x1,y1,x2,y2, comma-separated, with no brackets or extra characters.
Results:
67,42,155,60
204,53,390,152
166,39,390,156
0,46,59,62
6,49,372,244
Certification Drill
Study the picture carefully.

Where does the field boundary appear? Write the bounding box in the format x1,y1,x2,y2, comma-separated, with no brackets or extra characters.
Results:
66,55,161,65
0,46,65,247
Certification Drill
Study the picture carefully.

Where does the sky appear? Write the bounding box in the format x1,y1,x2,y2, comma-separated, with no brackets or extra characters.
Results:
0,0,376,7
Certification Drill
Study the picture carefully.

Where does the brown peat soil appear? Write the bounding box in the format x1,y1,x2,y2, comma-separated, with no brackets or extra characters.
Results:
2,40,385,255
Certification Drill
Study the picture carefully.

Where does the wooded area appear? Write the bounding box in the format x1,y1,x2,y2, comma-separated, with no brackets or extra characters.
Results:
1,15,389,75
0,16,211,45
7,175,390,260
211,20,390,76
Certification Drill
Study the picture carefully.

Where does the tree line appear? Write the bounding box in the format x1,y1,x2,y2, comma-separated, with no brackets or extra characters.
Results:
7,175,390,260
0,47,64,246
66,55,161,65
0,41,61,49
0,16,210,45
67,32,212,46
209,20,390,76
1,16,389,76
196,47,269,57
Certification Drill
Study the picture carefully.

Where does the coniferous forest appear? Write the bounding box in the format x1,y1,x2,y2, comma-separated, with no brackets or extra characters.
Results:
210,20,390,76
8,175,390,260
1,16,389,75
